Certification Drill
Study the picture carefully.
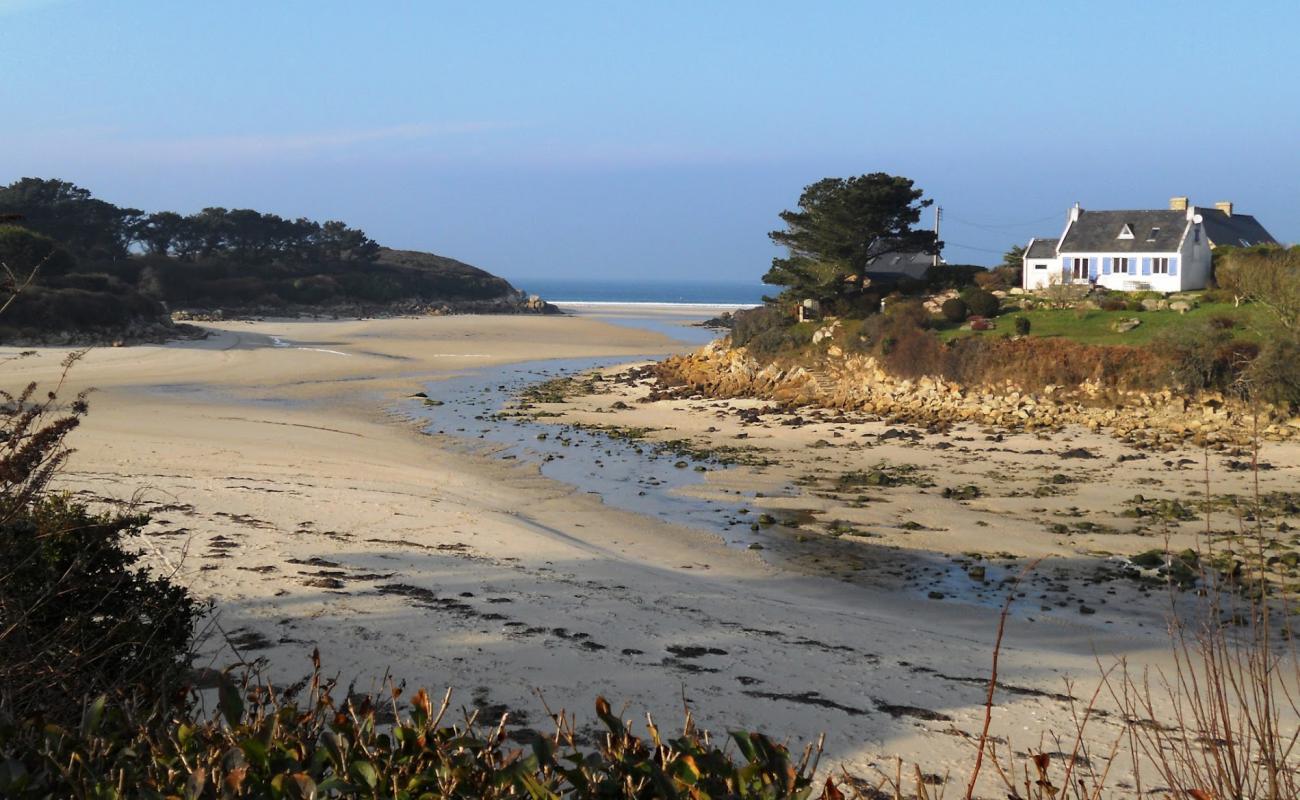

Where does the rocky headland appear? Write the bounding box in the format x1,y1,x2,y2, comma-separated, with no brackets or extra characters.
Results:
654,339,1300,447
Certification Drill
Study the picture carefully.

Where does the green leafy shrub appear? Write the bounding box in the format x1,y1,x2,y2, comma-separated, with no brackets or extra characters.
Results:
0,496,200,726
731,305,787,348
1014,316,1031,336
940,297,968,323
1099,297,1128,312
960,288,999,318
731,306,815,355
0,657,823,799
1126,299,1145,312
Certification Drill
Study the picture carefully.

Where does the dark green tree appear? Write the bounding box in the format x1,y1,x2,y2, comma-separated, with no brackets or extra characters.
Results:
763,173,936,307
0,178,140,261
1000,244,1026,271
134,210,185,255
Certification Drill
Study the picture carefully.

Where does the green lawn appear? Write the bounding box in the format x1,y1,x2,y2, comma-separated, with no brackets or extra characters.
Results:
935,301,1270,346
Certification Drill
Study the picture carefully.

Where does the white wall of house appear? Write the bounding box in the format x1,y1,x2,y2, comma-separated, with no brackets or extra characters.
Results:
1023,257,1058,290
1179,222,1213,291
1050,249,1211,292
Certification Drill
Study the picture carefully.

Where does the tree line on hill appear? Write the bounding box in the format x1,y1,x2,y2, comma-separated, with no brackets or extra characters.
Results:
0,178,525,342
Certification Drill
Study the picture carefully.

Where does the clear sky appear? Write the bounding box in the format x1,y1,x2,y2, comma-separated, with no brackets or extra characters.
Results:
3,0,1297,286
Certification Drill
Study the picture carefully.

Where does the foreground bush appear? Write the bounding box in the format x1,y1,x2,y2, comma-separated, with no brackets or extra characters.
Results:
1,372,202,727
0,497,200,726
0,656,826,799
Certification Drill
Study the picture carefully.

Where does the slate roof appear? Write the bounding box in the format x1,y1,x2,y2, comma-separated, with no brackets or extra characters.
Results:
864,251,935,281
1025,237,1059,259
1197,207,1277,248
1060,210,1188,253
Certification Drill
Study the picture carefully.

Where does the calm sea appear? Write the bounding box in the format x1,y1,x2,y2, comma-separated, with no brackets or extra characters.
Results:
515,279,766,307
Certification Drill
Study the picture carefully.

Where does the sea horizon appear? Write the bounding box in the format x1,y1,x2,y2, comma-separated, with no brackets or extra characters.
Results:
513,278,766,306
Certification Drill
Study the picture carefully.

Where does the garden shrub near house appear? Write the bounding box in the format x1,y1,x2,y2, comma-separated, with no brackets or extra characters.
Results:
940,297,968,323
1014,316,1031,336
961,288,999,318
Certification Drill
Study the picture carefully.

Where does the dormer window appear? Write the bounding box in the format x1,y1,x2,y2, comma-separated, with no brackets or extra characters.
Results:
1118,224,1134,240
1147,227,1159,241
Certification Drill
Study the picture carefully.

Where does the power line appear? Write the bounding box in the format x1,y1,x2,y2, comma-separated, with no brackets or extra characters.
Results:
943,240,1009,255
944,211,1063,231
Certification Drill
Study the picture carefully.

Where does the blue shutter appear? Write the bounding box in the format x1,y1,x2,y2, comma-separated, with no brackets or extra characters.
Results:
1102,257,1112,275
1062,256,1071,282
1142,257,1151,275
1088,258,1098,279
1169,257,1178,276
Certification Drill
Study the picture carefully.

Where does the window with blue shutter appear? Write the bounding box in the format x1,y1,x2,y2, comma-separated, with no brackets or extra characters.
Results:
1141,257,1151,275
1169,257,1178,276
1102,257,1112,274
1089,258,1098,279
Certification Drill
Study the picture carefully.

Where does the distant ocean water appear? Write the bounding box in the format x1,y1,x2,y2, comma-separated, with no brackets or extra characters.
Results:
514,279,765,307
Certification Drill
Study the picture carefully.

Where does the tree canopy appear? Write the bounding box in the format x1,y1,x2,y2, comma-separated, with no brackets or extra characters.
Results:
1214,245,1300,330
0,178,379,266
762,173,936,308
0,178,522,340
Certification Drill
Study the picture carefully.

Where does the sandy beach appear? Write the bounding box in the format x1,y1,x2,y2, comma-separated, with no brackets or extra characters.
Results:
6,312,1295,793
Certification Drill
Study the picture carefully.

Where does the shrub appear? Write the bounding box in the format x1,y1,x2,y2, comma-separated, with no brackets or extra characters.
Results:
1201,287,1237,305
731,305,788,349
1126,299,1145,312
0,497,200,725
1207,313,1240,331
1099,297,1128,312
1247,334,1300,409
1151,321,1247,392
1014,316,1031,336
0,657,821,799
879,326,945,378
969,317,992,331
1,352,200,728
923,264,983,291
961,288,1000,318
940,297,968,323
973,264,1020,292
883,298,931,328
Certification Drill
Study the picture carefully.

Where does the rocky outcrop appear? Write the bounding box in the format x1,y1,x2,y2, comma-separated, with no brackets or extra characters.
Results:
654,340,1300,446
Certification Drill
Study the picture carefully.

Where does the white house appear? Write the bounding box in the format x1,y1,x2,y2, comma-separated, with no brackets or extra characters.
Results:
1022,197,1277,292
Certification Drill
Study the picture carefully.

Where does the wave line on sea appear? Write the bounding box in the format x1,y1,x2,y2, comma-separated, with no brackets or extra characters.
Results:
549,301,758,309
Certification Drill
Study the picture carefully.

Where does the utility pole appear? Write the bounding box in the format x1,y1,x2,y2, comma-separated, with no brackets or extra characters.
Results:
932,205,942,268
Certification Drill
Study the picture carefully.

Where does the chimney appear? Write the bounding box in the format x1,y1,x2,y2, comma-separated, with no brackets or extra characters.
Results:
1170,196,1189,211
1069,201,1082,223
1215,201,1233,217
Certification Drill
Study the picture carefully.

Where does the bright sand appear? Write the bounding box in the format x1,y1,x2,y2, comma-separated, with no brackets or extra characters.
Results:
6,313,1295,792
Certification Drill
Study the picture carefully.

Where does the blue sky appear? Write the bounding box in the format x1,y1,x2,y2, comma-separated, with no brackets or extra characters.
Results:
2,1,1297,287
